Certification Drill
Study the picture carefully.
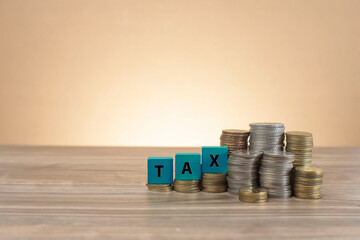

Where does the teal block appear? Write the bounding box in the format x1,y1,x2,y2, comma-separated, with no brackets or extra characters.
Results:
147,157,173,184
202,146,228,173
175,153,201,180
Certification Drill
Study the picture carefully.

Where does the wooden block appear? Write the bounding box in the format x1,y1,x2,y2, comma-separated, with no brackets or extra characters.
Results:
175,153,201,180
147,157,173,184
202,146,228,173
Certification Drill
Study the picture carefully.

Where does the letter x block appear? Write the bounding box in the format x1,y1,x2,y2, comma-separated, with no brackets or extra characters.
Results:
202,146,228,173
147,157,173,184
175,153,201,180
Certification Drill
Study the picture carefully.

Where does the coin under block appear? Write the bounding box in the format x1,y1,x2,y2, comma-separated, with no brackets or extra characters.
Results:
175,153,201,180
147,157,173,184
202,146,228,173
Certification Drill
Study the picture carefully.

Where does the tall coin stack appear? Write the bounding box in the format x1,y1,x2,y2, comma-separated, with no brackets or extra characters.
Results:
293,166,323,199
259,151,295,198
174,180,200,193
227,150,263,195
249,123,285,152
286,131,313,167
146,184,173,192
201,173,227,193
220,129,249,156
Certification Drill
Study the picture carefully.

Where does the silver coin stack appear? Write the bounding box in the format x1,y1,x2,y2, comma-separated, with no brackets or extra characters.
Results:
249,122,285,152
227,150,263,195
259,151,295,198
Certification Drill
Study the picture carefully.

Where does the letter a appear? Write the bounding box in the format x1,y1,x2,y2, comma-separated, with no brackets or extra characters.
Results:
182,162,192,174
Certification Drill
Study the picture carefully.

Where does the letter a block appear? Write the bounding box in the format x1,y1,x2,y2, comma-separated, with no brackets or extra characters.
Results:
175,153,201,180
202,146,228,173
147,157,173,184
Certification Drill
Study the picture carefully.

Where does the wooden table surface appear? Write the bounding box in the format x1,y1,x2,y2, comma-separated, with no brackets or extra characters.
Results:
0,146,359,240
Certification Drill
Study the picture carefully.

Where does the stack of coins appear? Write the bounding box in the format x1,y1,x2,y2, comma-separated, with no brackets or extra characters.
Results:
220,129,249,156
294,166,323,199
201,173,227,193
249,123,285,152
259,151,295,198
174,180,200,193
146,184,173,192
227,150,263,195
239,187,268,203
286,131,313,167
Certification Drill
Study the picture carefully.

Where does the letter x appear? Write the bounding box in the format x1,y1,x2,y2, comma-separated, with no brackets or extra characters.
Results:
210,155,219,167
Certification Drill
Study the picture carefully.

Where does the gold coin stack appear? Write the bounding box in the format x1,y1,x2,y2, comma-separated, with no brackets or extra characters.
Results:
174,180,200,193
146,184,173,192
220,129,249,156
286,131,313,166
294,166,323,199
201,173,227,193
239,187,268,203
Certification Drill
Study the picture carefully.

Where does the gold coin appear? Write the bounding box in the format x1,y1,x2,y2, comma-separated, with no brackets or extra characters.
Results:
239,196,268,203
239,187,267,197
201,173,227,193
286,131,314,166
294,192,322,199
295,177,323,185
174,180,200,193
293,164,323,200
293,185,322,192
295,166,324,178
146,183,173,192
239,187,268,203
202,185,227,193
286,131,313,138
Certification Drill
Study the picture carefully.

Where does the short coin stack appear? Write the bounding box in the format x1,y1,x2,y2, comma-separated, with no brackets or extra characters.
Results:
227,150,263,195
259,151,295,198
249,123,285,152
146,184,173,192
174,180,200,193
239,187,268,203
294,166,323,199
201,173,227,193
286,131,313,167
220,129,249,156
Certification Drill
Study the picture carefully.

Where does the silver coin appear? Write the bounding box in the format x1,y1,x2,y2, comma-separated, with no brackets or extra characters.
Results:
227,150,262,195
249,122,285,128
259,151,295,198
249,124,285,152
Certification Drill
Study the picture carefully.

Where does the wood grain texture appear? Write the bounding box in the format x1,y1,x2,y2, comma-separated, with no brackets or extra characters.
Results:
0,146,359,240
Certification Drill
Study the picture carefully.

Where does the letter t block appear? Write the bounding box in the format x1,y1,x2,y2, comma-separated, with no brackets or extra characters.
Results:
147,157,173,184
175,153,201,180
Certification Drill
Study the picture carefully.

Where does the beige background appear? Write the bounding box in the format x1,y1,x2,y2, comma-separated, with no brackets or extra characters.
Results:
0,0,359,147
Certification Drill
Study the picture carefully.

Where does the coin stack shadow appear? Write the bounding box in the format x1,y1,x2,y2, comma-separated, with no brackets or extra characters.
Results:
259,151,295,198
294,166,323,199
146,184,173,192
238,187,268,203
174,180,200,193
286,131,313,167
201,173,227,193
227,150,263,195
220,129,249,156
249,123,285,153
